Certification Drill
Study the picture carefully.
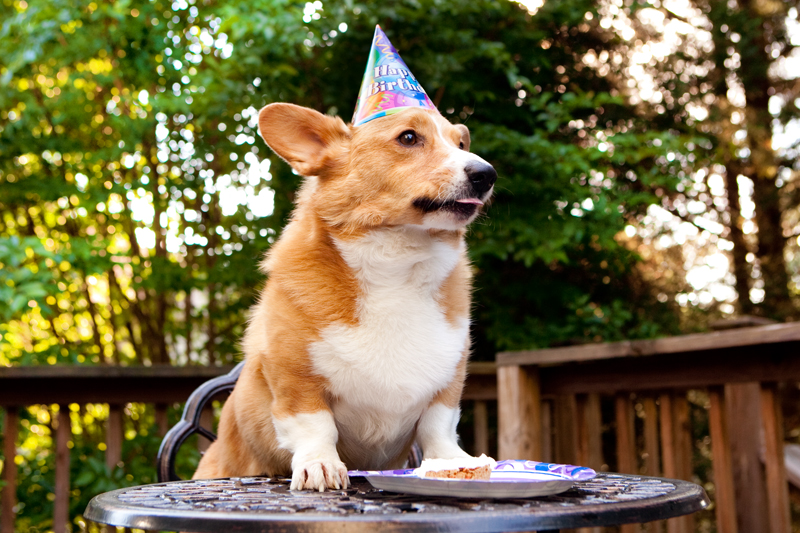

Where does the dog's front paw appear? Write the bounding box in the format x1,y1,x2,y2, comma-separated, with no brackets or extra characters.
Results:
291,459,349,492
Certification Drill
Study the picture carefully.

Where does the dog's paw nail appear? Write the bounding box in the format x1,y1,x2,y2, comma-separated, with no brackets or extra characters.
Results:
293,459,347,492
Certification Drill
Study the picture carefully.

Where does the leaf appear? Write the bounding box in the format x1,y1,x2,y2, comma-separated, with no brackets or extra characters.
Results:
9,294,28,316
73,469,95,487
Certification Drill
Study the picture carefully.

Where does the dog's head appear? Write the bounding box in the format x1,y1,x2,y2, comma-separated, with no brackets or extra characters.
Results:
258,103,496,234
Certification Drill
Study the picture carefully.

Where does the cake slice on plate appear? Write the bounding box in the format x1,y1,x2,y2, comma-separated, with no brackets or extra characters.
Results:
413,455,497,480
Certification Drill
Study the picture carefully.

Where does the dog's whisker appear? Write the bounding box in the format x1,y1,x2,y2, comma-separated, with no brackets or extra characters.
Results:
434,183,447,202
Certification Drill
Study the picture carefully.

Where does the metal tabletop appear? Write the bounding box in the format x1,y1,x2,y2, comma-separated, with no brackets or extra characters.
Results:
85,473,709,532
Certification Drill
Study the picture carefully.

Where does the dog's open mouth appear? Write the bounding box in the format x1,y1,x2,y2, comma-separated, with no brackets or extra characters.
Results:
413,197,484,218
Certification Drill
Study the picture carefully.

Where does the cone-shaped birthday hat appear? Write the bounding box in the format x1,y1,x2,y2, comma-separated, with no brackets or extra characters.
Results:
352,25,437,126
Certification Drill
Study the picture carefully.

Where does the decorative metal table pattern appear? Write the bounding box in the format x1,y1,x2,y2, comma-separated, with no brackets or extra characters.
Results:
85,473,709,532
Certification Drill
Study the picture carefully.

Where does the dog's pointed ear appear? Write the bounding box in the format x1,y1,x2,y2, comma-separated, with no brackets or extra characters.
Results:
258,103,350,177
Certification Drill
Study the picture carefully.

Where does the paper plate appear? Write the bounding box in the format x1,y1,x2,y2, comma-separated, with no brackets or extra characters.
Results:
349,460,596,499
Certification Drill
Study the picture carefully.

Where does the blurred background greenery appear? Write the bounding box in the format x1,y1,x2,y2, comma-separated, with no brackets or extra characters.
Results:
1,0,798,529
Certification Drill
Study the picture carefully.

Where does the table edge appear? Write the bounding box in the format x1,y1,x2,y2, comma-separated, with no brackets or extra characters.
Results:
84,475,710,532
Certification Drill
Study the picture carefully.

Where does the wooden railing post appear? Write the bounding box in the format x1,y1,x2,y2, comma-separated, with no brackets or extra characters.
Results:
640,396,665,533
105,404,128,533
659,393,676,479
576,394,603,533
615,393,640,533
675,394,694,533
760,383,791,533
672,395,692,484
53,405,71,533
107,404,123,473
155,403,169,437
725,383,767,533
554,394,578,466
614,393,636,474
540,400,553,463
497,365,541,461
642,396,660,477
661,392,695,533
1,406,18,533
472,400,489,456
576,393,603,470
708,386,738,533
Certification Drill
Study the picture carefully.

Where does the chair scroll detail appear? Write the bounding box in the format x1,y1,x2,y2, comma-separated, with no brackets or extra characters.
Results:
157,362,244,482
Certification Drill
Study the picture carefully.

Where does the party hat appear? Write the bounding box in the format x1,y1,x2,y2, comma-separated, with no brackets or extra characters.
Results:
352,25,437,126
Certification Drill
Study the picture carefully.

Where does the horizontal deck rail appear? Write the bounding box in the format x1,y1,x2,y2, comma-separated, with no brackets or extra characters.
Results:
0,365,236,405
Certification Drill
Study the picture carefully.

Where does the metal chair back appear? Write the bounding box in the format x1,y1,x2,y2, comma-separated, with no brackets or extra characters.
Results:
157,362,244,482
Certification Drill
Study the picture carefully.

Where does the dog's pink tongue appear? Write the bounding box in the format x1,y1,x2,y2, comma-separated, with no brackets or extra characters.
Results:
455,198,484,205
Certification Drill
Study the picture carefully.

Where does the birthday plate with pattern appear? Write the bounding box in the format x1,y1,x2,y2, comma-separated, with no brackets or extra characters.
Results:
349,460,597,499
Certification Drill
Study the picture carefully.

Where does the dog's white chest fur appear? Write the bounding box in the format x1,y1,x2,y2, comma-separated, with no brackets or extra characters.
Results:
308,227,469,468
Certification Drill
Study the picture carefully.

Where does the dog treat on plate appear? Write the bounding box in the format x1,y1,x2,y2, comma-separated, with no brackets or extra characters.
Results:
414,455,497,480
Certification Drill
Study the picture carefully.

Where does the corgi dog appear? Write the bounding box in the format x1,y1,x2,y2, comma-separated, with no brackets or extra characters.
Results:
193,103,497,491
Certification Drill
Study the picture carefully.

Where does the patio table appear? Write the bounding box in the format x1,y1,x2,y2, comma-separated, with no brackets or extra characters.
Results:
85,472,709,532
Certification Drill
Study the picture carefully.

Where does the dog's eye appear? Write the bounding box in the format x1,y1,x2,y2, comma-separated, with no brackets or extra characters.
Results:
459,142,465,150
398,131,418,146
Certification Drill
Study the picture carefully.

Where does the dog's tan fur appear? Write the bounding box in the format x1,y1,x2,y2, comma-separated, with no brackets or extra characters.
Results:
193,103,491,489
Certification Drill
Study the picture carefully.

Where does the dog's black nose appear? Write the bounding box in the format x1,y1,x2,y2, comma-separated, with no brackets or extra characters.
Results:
465,160,497,195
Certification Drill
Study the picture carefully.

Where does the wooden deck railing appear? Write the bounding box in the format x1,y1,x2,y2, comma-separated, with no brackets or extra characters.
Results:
496,322,800,533
0,362,497,533
14,320,799,533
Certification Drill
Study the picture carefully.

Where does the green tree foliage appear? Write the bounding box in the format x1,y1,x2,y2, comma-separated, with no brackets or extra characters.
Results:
1,0,695,528
0,0,687,367
1,0,278,368
604,0,800,321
